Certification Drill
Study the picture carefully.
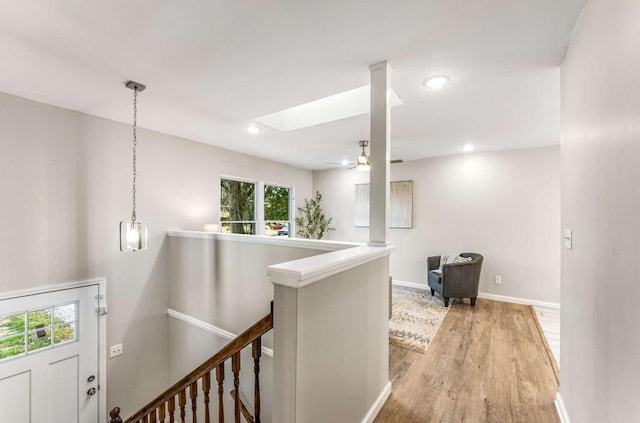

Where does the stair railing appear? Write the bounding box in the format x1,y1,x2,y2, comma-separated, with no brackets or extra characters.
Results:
109,304,273,423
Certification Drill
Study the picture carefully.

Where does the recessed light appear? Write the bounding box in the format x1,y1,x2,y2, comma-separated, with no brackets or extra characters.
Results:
422,75,450,90
341,159,349,166
462,143,475,152
246,125,261,135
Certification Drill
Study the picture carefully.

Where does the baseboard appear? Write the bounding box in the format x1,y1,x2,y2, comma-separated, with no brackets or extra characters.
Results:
361,381,392,423
392,280,560,309
555,392,571,423
478,293,560,309
392,280,429,291
167,308,274,358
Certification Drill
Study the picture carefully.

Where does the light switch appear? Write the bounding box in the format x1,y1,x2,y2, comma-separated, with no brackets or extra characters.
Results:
563,229,573,250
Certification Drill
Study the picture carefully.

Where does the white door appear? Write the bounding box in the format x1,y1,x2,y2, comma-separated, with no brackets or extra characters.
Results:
0,285,99,423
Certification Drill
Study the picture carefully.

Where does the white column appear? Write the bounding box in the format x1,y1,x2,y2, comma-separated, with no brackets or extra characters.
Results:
368,61,391,246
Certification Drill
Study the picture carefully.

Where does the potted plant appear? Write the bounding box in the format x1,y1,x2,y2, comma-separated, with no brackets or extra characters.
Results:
295,191,335,239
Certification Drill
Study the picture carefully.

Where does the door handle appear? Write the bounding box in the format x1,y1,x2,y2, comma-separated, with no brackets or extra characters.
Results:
87,387,96,396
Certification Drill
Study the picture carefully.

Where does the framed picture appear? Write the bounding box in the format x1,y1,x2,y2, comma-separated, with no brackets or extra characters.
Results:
354,180,413,228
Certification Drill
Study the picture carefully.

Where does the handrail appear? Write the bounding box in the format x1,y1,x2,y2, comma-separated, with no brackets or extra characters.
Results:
110,307,273,423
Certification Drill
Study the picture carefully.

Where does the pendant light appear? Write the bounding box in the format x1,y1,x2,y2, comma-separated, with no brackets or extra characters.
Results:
120,81,148,252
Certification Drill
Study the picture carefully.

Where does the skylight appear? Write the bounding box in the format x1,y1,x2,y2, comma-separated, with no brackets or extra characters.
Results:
253,85,404,132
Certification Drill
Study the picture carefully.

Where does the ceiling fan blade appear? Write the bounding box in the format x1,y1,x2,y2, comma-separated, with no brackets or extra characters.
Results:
391,159,403,164
325,162,357,166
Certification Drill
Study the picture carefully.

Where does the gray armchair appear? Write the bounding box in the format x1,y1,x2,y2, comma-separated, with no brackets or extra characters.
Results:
427,253,483,307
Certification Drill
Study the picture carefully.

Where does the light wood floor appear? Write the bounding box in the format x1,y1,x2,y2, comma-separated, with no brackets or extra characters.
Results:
375,298,559,423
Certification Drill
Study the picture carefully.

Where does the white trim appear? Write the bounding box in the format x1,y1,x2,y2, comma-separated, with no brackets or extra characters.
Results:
167,308,274,358
0,278,105,301
360,381,392,423
391,280,561,309
268,245,394,288
167,230,361,252
0,278,108,422
256,181,265,236
392,280,429,291
555,392,571,423
219,174,259,184
477,292,560,309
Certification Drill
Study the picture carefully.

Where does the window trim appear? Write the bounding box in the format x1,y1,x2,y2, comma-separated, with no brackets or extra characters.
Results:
220,176,295,237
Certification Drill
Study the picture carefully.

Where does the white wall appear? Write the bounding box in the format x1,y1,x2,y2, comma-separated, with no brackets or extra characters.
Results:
561,0,640,421
166,233,346,348
0,92,313,416
314,146,561,304
270,247,391,423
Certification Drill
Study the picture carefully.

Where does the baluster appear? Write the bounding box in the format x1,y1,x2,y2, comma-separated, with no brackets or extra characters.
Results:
109,407,122,423
168,397,176,423
203,372,212,423
252,338,262,423
159,403,166,423
150,409,157,423
217,363,225,423
232,353,241,423
179,389,187,423
190,381,198,423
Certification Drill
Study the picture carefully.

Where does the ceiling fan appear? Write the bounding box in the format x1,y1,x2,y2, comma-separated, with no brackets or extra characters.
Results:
325,140,403,170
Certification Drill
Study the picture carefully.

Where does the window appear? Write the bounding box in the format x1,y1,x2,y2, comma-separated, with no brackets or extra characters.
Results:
220,179,256,234
264,185,291,237
0,302,78,361
220,177,293,237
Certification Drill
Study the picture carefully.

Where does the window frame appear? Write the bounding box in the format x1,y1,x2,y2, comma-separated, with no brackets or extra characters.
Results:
263,182,294,238
0,301,78,362
220,176,295,237
220,176,258,235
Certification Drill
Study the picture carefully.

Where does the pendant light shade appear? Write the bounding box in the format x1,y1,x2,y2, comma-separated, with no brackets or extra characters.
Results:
120,80,148,252
120,221,148,251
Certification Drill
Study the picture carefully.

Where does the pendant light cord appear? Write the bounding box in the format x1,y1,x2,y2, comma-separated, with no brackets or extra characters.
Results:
131,87,138,222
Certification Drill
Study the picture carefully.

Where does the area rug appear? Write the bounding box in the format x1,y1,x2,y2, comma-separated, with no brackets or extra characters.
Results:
389,287,450,354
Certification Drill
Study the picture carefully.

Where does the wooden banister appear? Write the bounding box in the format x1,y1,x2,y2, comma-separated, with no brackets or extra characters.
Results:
230,390,255,423
110,307,273,423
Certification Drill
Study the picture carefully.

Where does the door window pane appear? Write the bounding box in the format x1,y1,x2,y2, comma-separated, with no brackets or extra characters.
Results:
0,312,26,338
0,334,26,360
53,323,76,345
53,303,76,324
28,327,52,352
28,308,52,330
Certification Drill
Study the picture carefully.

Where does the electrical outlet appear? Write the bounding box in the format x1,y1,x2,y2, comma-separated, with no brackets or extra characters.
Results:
494,275,502,285
110,343,123,358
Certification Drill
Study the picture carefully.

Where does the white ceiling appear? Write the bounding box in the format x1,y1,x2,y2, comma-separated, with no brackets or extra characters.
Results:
0,0,585,170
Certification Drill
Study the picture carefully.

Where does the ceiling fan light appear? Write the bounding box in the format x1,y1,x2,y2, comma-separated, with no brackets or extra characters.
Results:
356,163,370,172
357,154,369,164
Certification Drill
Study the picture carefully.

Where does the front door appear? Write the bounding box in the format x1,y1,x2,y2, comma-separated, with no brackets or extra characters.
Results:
0,284,99,422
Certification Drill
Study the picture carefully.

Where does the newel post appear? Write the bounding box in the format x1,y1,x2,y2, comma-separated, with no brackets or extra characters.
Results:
109,407,122,423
